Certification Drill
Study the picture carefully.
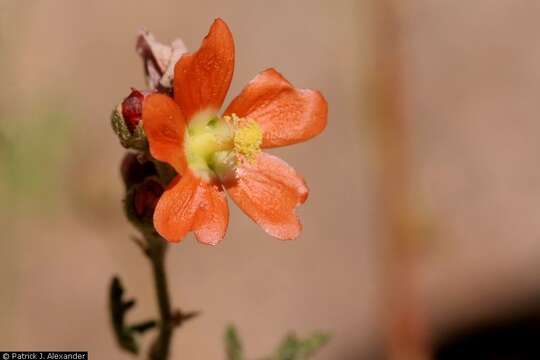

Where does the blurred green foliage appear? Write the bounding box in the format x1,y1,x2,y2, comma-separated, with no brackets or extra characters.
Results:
0,102,72,212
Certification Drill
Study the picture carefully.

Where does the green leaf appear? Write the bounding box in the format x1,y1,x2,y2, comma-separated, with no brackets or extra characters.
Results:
296,332,331,359
130,319,157,334
225,325,244,360
274,334,300,360
109,276,139,354
272,332,331,360
224,326,331,360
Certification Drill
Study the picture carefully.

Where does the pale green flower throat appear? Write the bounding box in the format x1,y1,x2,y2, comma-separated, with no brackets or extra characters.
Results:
185,112,262,181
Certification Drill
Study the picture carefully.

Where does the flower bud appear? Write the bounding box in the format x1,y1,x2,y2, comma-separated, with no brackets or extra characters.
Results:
121,89,144,132
120,152,157,188
122,155,168,228
132,179,164,222
111,89,151,150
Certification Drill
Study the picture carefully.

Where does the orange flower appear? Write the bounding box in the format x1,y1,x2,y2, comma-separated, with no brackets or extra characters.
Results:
142,18,327,245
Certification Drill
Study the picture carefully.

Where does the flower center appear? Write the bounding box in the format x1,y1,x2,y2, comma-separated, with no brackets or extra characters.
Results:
184,112,262,181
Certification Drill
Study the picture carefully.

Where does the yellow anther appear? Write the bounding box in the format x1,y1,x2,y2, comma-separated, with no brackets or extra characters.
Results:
230,115,262,162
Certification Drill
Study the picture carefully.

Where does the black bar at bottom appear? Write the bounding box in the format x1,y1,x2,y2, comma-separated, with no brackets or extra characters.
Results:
0,353,87,360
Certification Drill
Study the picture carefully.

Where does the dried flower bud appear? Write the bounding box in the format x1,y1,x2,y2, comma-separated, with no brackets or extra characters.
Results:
111,89,151,150
136,30,187,91
120,152,158,188
132,179,164,221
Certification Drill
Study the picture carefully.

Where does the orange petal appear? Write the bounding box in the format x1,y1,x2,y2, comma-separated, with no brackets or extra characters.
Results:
224,68,327,148
226,153,308,240
153,172,202,243
174,18,235,120
193,182,229,245
142,93,187,173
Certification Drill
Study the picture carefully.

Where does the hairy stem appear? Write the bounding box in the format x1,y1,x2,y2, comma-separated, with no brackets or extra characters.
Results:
147,232,174,360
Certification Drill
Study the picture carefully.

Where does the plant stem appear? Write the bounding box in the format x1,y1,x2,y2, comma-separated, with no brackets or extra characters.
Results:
147,232,174,360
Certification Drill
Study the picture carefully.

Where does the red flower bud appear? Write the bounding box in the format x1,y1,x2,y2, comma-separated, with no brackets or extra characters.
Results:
133,179,164,220
121,89,145,133
120,152,157,188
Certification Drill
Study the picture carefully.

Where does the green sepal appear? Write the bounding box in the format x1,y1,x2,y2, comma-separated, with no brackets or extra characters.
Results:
111,106,148,151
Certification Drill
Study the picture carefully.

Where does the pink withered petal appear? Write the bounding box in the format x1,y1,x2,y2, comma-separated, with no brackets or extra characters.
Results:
136,30,187,90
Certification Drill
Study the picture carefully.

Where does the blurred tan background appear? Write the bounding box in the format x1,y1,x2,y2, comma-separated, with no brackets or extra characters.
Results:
2,0,540,359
